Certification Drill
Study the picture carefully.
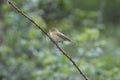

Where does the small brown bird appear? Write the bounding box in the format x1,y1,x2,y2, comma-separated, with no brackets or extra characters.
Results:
49,28,71,43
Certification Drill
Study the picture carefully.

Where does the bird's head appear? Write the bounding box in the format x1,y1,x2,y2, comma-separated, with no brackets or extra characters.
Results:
49,28,58,32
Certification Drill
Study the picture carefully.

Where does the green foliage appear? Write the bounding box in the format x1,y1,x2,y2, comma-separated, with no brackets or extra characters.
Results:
0,0,120,80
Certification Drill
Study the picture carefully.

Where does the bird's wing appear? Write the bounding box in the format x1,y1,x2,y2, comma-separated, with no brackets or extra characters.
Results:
57,32,71,41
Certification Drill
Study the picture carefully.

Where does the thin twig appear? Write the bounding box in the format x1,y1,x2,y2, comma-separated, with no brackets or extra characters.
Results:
7,0,88,80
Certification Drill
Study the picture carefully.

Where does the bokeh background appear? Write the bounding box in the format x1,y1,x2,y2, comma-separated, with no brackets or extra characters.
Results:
0,0,120,80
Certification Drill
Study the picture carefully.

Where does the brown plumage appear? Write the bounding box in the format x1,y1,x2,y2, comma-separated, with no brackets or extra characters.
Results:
49,28,71,43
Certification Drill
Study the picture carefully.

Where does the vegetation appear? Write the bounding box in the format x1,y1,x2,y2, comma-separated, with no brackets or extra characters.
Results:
0,0,120,80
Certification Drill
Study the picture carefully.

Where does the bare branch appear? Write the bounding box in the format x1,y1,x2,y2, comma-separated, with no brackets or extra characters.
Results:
7,0,88,80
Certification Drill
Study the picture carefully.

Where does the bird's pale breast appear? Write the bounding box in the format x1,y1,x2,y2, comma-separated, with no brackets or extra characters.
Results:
50,32,64,42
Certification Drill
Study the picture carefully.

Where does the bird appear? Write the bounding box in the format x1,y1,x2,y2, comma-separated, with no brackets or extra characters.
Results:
49,28,72,43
